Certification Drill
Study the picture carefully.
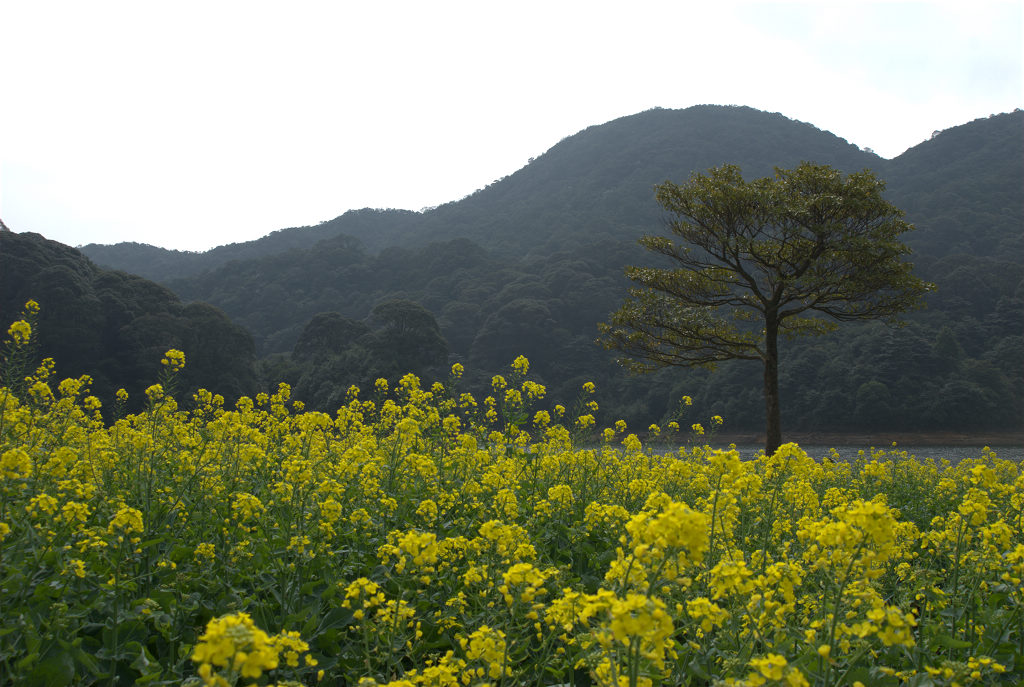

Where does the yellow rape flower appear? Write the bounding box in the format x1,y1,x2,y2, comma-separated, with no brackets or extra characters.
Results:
686,597,729,633
67,558,87,578
231,492,265,522
1,448,32,480
608,593,673,646
27,493,59,517
415,499,438,523
341,577,386,611
60,501,91,525
192,612,280,681
161,349,186,371
749,653,787,682
522,379,546,400
6,319,31,345
511,355,529,374
397,530,439,570
108,505,144,535
709,554,755,600
272,630,313,668
194,542,216,563
494,489,519,520
460,625,509,680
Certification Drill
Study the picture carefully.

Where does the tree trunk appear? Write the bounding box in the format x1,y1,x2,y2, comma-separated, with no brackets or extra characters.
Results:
763,313,782,456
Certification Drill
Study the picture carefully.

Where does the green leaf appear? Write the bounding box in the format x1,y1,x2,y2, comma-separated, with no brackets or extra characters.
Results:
317,607,354,631
15,651,39,672
933,633,973,649
687,657,712,680
865,666,900,686
130,642,162,682
72,645,102,677
138,534,168,550
24,647,75,687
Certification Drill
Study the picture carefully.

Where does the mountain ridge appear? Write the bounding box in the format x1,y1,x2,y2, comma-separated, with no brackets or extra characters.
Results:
79,105,902,278
19,104,1024,433
79,105,1022,281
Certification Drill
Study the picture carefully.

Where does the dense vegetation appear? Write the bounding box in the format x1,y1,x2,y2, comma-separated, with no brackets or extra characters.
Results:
1,322,1022,685
0,232,256,413
40,106,1024,434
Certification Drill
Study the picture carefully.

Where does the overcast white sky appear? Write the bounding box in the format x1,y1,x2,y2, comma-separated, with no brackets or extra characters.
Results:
1,1,1021,252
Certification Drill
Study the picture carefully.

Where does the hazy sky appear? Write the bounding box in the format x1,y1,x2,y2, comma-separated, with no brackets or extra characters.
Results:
1,1,1020,252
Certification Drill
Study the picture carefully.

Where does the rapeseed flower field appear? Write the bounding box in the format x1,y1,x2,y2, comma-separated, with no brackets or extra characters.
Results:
1,304,1022,686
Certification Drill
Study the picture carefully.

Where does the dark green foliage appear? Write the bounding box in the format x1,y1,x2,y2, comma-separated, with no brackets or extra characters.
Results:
366,299,449,376
599,163,933,452
886,112,1023,259
64,106,1024,433
0,232,257,414
177,302,258,403
290,301,449,411
471,299,562,370
293,312,371,363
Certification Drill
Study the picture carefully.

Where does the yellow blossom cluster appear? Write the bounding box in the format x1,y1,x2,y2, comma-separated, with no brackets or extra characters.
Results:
190,611,316,686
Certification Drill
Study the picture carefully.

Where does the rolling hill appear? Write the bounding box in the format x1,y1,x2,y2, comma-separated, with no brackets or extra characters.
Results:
50,105,1024,433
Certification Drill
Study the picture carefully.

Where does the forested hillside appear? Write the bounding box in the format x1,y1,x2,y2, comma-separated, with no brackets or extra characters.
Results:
83,107,880,274
0,231,256,411
46,106,1024,433
79,212,418,284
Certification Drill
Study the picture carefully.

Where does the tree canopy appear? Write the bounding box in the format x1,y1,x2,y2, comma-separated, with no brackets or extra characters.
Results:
0,231,257,413
600,163,934,453
283,300,450,412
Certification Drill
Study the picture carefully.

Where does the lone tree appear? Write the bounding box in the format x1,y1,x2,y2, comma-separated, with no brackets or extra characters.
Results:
599,162,933,455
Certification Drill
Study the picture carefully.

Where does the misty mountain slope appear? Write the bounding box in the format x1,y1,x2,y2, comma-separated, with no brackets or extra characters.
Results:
81,105,882,276
65,105,1023,432
885,110,1024,259
345,105,884,255
79,219,373,284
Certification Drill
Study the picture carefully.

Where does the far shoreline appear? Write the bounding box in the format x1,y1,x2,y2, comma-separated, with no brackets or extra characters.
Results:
706,431,1024,448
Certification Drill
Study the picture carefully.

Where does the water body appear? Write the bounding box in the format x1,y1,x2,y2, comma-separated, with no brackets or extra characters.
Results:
710,444,1024,465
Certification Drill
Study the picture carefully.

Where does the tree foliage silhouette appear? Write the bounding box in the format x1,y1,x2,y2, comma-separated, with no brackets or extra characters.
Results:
600,163,934,453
